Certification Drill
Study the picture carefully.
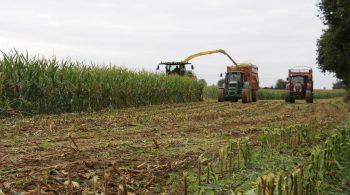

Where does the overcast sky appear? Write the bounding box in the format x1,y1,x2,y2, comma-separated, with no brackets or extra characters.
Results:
0,0,336,88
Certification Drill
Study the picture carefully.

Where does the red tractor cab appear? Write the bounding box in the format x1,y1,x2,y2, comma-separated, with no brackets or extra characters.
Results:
285,67,313,103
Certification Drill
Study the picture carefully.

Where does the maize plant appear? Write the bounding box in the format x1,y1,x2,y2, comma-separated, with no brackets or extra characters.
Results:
256,124,350,195
0,50,204,115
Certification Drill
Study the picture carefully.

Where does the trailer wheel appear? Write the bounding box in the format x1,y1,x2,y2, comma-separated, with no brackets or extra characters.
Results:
306,90,313,103
242,89,249,103
252,90,258,102
218,88,225,102
249,90,252,103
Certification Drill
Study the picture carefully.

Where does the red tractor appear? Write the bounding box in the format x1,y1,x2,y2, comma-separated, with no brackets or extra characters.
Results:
285,67,313,103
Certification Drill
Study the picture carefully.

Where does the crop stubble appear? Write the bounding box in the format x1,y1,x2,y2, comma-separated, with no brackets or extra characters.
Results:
0,99,347,193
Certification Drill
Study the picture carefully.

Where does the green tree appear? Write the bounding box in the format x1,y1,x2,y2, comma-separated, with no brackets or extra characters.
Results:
217,79,225,87
198,79,207,87
333,80,346,89
317,0,350,91
275,79,287,89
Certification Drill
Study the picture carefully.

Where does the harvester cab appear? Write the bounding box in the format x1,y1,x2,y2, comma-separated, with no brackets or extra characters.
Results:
157,62,194,76
218,64,259,103
285,66,313,103
157,49,237,77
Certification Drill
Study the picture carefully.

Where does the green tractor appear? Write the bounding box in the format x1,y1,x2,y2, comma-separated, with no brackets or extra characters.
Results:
218,64,259,103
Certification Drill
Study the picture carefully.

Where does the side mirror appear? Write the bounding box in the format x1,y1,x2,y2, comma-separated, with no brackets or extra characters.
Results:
220,73,223,77
286,77,289,81
191,65,194,70
156,65,160,70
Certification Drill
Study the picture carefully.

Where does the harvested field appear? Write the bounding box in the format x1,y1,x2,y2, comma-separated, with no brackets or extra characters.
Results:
0,98,348,194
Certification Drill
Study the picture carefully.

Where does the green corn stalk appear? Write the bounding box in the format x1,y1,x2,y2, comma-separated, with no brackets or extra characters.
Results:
0,50,204,115
277,175,282,195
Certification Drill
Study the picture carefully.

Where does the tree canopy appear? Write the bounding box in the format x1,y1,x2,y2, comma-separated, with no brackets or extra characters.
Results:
275,79,288,89
333,80,346,89
217,79,225,87
317,0,350,91
198,79,207,87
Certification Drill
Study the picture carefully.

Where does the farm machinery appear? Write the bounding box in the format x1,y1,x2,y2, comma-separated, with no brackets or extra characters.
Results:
285,67,313,103
157,49,237,76
218,64,259,103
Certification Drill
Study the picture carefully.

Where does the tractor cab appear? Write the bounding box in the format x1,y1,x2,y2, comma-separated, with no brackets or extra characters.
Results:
223,71,244,88
157,62,194,76
289,76,307,96
226,71,244,82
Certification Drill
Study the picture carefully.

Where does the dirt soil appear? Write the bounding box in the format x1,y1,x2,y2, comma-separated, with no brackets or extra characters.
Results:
0,99,347,194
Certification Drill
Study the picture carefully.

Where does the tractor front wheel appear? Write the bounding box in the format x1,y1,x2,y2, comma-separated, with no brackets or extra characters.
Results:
285,92,295,103
290,97,295,103
306,90,313,103
218,88,225,102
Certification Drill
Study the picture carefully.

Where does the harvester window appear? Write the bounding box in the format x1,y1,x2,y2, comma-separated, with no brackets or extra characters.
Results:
169,65,178,72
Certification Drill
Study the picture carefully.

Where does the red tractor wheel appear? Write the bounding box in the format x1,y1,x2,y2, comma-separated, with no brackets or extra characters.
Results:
242,89,249,103
218,88,225,102
285,91,290,102
285,91,295,103
290,98,295,103
252,90,258,102
306,90,313,103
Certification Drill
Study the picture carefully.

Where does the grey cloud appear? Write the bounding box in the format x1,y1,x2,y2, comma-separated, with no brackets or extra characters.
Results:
0,0,335,88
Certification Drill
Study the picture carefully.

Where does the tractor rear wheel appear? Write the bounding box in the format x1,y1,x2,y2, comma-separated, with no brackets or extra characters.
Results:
306,90,313,103
242,89,249,103
252,90,258,102
218,88,225,102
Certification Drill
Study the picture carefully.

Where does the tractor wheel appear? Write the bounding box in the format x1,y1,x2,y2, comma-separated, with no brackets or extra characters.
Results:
249,89,252,103
290,96,295,103
285,91,291,103
306,90,313,103
218,88,225,102
242,89,249,103
252,90,258,102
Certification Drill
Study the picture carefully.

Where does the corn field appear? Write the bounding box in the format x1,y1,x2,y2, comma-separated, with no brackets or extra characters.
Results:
0,50,204,115
1,95,349,194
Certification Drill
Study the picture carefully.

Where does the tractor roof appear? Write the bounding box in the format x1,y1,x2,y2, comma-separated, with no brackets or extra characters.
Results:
159,61,191,66
289,67,312,78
